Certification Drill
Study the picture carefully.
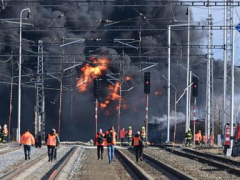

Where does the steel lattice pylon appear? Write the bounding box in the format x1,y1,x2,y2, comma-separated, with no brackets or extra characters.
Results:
205,5,214,143
223,0,235,149
35,40,45,139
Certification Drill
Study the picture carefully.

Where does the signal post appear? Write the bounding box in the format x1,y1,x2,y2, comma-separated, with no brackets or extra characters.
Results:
192,76,198,144
94,78,99,134
144,72,150,142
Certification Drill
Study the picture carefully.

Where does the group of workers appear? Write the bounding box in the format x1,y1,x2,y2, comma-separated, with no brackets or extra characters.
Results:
0,124,8,143
120,126,146,146
185,128,214,146
94,125,146,163
20,128,60,161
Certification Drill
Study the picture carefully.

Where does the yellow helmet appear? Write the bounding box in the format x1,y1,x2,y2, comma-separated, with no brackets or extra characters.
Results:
128,126,132,129
188,128,191,131
142,126,145,130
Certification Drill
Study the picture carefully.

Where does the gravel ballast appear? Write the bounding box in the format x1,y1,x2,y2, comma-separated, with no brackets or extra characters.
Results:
145,147,238,180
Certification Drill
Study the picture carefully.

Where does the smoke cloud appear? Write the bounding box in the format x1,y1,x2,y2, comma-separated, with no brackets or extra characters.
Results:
0,0,239,142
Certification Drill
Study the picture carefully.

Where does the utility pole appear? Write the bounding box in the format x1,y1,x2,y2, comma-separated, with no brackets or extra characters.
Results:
186,6,190,133
206,3,212,143
8,53,13,139
223,0,235,151
35,40,45,140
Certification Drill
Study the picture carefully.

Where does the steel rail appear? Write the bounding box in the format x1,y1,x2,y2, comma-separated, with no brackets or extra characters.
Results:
0,146,21,155
182,148,240,167
165,147,240,177
48,147,77,180
128,148,195,180
1,153,46,180
115,148,154,180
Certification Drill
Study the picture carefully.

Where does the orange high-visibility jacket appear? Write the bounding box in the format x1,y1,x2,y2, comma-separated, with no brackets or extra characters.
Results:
95,132,105,146
120,129,126,138
47,134,57,146
133,136,140,146
3,127,8,136
202,135,207,143
105,130,117,145
20,132,35,146
195,133,199,141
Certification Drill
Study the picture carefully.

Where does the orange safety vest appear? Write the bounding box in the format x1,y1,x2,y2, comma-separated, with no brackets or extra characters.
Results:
20,132,35,146
128,129,132,137
95,133,104,146
120,129,125,138
47,134,57,146
105,130,117,145
202,135,207,143
210,134,214,145
195,133,199,141
3,127,8,136
133,136,140,146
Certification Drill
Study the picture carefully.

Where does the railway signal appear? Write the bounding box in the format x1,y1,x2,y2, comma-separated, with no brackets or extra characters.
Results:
144,72,150,94
93,78,99,98
192,77,198,97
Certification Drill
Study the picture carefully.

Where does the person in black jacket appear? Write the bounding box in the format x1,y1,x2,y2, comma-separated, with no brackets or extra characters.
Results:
132,131,144,162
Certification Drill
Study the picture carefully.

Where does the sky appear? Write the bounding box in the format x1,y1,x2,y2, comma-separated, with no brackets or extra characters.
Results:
189,5,240,64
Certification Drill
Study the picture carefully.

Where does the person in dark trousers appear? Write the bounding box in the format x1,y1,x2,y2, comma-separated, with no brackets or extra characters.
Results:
120,128,126,146
132,131,144,162
94,129,105,160
45,129,60,162
185,128,192,147
20,129,35,160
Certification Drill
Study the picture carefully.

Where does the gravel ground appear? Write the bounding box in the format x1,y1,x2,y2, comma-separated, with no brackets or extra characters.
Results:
121,148,172,180
145,147,238,180
79,147,128,180
67,146,86,179
17,146,71,180
0,145,46,178
195,147,240,161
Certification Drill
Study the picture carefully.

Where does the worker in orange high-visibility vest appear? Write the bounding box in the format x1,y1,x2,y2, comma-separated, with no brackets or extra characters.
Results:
20,129,35,160
105,126,117,164
195,130,202,145
202,133,207,144
46,129,60,162
132,131,144,162
210,132,214,146
120,128,126,146
94,129,105,160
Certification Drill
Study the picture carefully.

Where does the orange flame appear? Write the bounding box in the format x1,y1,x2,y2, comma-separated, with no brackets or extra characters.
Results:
100,82,121,109
77,57,109,92
125,76,131,81
155,91,162,95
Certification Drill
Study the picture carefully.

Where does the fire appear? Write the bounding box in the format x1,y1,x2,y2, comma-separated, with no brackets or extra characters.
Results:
125,76,131,81
155,91,162,95
76,57,109,92
100,82,121,109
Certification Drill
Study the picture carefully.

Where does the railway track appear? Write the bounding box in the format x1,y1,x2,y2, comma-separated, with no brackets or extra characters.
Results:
1,146,77,180
181,147,240,167
153,145,240,177
115,147,195,180
0,146,21,155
